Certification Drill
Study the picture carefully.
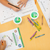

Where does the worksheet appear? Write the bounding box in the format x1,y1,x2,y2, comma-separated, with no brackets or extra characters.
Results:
37,0,50,28
0,0,38,24
0,28,24,50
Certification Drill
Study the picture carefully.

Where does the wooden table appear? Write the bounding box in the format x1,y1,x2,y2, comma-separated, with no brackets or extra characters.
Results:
0,0,50,50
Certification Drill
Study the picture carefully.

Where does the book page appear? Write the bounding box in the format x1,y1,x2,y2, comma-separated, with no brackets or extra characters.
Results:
0,28,24,50
37,0,50,27
0,0,38,24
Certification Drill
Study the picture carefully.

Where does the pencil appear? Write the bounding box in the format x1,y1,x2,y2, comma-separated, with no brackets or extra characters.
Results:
8,3,20,9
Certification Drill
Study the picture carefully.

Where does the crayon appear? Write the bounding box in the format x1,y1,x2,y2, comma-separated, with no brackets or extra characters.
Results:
31,19,38,26
2,41,3,45
36,21,41,30
27,17,41,31
30,31,37,39
30,33,37,41
33,22,40,31
42,16,43,25
35,34,45,38
1,40,3,45
28,20,34,26
33,21,42,31
35,0,37,4
8,3,20,9
27,17,34,26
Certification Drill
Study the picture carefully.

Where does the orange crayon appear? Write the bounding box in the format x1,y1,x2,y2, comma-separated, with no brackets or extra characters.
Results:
2,41,3,45
35,0,37,4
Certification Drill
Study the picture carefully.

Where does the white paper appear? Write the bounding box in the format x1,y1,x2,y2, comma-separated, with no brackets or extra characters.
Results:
0,28,24,50
37,0,50,28
0,0,38,24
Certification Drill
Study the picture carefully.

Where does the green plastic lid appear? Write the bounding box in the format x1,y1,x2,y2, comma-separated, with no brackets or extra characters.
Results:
14,17,22,24
30,12,39,19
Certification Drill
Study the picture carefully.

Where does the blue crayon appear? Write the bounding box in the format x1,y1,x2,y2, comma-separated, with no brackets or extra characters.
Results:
31,19,38,26
35,34,45,38
28,20,34,26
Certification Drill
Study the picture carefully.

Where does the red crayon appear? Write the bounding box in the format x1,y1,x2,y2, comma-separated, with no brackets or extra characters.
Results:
27,17,34,26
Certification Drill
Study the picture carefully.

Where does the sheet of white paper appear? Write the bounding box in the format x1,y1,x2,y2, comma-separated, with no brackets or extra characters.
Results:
0,28,24,50
0,0,38,24
37,0,50,28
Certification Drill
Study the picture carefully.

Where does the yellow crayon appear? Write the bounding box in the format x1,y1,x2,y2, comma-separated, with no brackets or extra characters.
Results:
36,21,41,30
34,23,40,31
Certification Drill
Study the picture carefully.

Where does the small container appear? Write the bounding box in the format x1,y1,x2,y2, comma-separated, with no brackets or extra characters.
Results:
13,17,22,24
30,11,39,19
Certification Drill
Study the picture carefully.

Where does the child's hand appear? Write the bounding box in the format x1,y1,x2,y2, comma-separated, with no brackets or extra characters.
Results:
17,0,28,8
12,6,21,12
0,40,6,50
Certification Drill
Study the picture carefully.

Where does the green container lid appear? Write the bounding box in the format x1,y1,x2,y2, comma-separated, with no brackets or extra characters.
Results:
30,12,39,19
14,17,22,24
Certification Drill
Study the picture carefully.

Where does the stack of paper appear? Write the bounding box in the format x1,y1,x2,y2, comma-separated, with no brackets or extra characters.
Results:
0,0,38,24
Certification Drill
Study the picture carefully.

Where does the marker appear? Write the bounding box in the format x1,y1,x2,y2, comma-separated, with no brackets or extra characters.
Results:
8,3,20,9
30,31,37,39
35,34,45,38
31,19,38,26
42,16,43,25
27,17,34,26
